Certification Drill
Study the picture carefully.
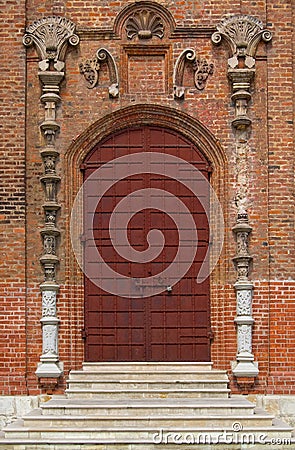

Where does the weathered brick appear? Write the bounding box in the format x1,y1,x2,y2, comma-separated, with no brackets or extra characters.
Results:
0,0,294,397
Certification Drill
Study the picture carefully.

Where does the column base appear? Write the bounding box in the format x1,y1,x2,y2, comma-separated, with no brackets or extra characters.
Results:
35,361,64,378
232,358,259,378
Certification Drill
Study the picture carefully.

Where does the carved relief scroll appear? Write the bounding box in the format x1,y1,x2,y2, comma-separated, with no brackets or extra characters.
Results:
80,48,119,97
173,49,214,99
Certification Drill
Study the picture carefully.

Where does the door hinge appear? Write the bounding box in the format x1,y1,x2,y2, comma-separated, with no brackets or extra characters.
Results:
81,328,87,340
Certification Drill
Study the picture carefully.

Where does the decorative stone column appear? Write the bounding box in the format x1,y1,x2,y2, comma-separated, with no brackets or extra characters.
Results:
232,211,258,377
212,15,272,380
23,17,79,378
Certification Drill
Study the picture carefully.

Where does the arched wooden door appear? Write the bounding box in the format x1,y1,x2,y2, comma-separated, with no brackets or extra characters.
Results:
82,126,211,361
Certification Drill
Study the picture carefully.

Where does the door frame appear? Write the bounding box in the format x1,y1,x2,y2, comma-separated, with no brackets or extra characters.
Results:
65,104,228,367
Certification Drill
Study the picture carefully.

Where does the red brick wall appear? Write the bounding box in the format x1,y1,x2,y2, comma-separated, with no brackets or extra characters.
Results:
1,0,294,396
0,1,27,395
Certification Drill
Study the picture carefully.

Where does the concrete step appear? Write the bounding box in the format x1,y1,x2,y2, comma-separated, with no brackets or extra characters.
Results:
82,362,214,372
1,441,294,450
0,442,294,450
66,388,230,399
66,378,230,399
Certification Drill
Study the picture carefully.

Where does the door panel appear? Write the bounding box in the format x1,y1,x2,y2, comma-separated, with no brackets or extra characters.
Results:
83,126,211,361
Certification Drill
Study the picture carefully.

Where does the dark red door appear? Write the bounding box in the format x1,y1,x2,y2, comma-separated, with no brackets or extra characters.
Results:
83,126,211,361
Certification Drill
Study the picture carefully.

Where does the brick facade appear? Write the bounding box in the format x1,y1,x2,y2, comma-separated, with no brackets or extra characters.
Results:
1,0,294,398
0,0,27,395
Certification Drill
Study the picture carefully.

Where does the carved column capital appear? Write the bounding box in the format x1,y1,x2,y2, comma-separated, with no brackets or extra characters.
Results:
211,15,272,67
23,16,79,71
212,15,272,130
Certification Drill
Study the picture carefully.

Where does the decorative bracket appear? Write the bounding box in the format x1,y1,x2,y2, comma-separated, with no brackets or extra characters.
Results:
212,15,272,129
23,16,79,71
79,48,119,97
173,49,214,99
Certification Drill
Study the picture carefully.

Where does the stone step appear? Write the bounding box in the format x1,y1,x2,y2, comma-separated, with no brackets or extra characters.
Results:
67,379,229,390
1,361,293,448
40,397,255,417
19,411,275,429
69,370,228,381
4,417,292,442
66,379,230,399
66,388,230,399
1,441,294,450
82,362,214,372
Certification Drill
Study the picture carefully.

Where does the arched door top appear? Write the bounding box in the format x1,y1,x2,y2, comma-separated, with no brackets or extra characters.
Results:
66,104,227,173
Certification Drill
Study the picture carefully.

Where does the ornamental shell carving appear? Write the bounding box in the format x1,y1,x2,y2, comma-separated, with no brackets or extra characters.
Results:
126,9,164,39
215,15,263,46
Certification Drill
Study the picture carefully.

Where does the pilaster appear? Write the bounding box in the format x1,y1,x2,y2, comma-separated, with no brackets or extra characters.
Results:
23,16,79,381
212,15,272,383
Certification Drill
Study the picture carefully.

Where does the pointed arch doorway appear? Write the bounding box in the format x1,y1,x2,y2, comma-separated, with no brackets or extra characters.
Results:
82,125,211,362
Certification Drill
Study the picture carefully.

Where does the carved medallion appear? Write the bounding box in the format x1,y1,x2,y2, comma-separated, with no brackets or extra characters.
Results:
79,58,101,89
192,57,214,90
